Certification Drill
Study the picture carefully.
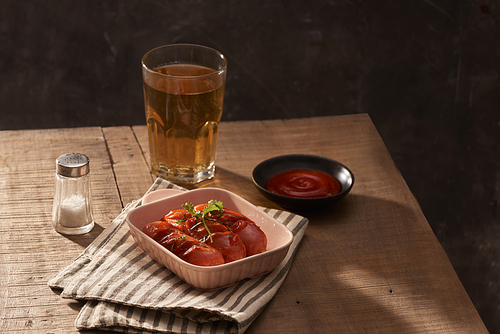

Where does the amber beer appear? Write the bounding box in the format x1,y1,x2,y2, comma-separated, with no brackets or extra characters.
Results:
142,45,227,184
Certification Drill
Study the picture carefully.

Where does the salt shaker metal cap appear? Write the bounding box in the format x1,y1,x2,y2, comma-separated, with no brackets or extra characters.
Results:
56,153,90,177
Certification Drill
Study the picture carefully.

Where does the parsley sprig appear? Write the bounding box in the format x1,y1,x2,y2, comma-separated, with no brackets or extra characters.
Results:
181,200,224,242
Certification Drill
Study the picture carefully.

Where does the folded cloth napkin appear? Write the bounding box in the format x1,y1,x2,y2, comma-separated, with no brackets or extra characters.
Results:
48,178,309,333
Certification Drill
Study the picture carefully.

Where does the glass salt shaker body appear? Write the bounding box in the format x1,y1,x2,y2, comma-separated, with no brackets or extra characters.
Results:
52,153,94,235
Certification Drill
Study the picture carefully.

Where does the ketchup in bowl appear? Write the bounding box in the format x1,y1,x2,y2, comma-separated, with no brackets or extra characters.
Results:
265,168,341,198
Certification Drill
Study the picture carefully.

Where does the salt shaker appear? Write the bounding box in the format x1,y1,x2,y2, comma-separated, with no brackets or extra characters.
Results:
52,153,94,235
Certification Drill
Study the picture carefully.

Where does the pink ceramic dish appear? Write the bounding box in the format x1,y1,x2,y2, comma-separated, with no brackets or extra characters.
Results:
126,188,294,290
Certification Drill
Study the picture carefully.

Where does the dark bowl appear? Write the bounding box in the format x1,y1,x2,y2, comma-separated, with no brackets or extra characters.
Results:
252,154,354,211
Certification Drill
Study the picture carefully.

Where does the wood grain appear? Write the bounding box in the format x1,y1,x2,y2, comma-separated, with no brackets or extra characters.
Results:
0,127,121,333
0,115,487,333
102,126,154,206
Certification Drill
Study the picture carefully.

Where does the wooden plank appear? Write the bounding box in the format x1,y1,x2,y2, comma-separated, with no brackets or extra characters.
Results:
102,126,154,205
0,127,120,333
132,124,150,166
131,114,486,333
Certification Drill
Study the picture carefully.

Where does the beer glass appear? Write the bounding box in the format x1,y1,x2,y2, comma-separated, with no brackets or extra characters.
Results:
142,44,227,184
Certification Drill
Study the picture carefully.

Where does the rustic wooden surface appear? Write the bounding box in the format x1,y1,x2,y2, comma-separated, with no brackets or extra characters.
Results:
0,115,487,333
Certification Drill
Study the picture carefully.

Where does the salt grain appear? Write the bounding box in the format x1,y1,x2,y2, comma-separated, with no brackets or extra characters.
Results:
58,194,90,228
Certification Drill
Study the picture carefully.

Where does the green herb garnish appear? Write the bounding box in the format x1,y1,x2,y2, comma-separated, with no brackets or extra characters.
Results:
182,200,224,242
176,213,188,224
171,236,186,251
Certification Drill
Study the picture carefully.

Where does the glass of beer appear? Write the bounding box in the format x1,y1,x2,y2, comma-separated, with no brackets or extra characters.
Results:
142,44,227,184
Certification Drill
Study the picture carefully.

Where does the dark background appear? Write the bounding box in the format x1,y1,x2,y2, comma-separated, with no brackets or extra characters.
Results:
1,0,499,332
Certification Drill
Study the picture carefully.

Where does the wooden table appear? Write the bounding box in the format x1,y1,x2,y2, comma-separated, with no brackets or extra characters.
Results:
0,114,487,333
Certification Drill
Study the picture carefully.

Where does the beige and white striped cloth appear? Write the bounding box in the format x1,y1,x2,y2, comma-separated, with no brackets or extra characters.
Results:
49,178,309,333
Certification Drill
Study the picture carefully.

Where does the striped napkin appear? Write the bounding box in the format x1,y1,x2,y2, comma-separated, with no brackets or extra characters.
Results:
48,178,309,333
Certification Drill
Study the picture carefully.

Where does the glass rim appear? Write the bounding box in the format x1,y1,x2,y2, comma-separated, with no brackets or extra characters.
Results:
141,43,227,79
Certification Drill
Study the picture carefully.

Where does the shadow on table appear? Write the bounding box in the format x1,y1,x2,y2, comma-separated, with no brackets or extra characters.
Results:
60,222,106,248
181,166,277,207
249,193,481,332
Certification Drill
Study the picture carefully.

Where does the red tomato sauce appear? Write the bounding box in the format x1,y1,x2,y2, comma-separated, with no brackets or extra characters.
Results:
265,168,341,198
142,202,267,266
